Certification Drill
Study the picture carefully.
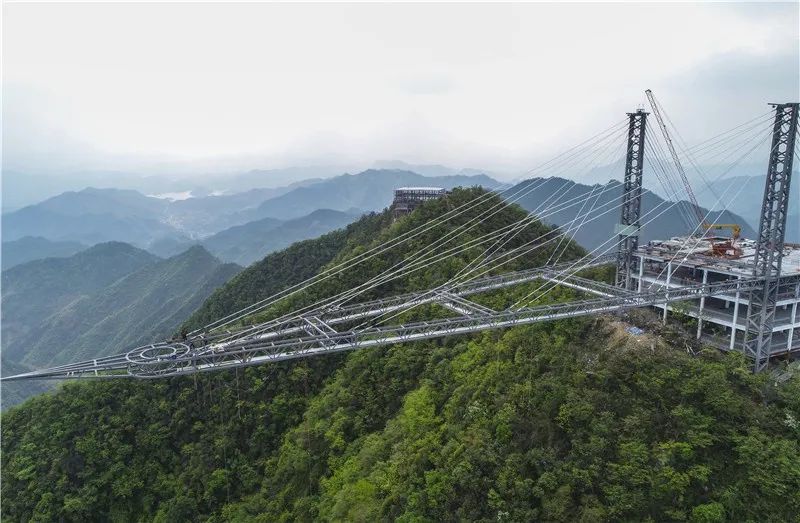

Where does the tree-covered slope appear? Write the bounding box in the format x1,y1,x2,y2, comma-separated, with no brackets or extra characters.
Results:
180,214,383,332
2,245,240,409
3,319,798,522
2,188,798,522
183,187,568,333
0,356,52,410
1,242,159,363
17,246,240,368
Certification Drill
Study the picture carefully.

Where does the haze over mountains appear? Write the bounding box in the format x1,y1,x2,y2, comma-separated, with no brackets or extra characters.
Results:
3,165,768,269
2,162,502,211
694,174,800,243
202,209,359,266
2,169,499,262
1,236,86,270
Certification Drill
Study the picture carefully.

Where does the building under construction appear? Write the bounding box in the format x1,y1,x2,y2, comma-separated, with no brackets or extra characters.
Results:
392,187,448,218
631,238,800,356
614,99,799,371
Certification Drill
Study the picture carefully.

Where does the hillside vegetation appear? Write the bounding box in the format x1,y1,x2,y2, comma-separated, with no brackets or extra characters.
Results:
2,242,159,364
1,245,240,408
2,188,798,522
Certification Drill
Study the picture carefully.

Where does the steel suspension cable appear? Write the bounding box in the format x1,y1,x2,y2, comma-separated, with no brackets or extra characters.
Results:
515,127,774,310
195,119,630,334
355,126,630,328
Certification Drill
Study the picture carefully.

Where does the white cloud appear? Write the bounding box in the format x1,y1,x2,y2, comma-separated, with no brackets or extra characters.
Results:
2,2,797,178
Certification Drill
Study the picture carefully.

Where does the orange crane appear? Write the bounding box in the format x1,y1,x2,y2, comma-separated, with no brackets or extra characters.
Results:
645,90,742,257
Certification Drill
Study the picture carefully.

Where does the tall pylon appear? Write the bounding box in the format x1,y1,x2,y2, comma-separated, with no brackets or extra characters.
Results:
743,102,798,372
615,109,648,289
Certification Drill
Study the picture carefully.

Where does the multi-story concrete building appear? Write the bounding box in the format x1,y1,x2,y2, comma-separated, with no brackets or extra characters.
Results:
631,237,800,357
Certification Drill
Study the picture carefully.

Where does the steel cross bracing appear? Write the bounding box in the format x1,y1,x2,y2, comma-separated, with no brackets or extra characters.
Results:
615,109,648,290
2,256,615,381
435,291,495,316
743,102,798,372
191,254,621,348
2,271,765,381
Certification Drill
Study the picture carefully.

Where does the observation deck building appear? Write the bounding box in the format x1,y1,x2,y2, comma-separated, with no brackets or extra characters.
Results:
392,187,448,218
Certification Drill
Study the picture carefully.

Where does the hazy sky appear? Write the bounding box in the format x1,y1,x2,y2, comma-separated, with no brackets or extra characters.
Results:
3,2,799,178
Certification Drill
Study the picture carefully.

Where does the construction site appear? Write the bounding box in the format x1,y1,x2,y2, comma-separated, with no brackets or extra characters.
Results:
3,95,797,382
632,239,800,355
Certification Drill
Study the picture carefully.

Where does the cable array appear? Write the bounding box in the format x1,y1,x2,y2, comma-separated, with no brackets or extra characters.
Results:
510,111,775,311
199,119,631,338
187,104,783,359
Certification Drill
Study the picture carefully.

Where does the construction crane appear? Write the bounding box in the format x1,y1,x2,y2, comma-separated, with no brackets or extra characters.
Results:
645,89,742,257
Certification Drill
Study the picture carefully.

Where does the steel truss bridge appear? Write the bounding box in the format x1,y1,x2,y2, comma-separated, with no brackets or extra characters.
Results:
1,256,777,381
3,101,797,381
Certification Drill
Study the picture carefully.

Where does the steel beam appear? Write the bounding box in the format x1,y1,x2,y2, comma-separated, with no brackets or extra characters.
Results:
201,256,617,349
2,277,763,381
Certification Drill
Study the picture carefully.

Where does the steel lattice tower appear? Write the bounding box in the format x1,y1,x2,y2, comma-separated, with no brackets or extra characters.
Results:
743,102,799,372
615,109,648,289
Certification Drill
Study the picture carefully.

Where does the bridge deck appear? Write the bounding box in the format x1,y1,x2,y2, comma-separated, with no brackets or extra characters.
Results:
2,267,765,382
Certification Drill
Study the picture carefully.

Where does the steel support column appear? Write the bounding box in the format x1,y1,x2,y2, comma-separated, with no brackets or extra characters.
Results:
730,279,741,352
697,269,707,339
662,260,672,324
743,102,799,371
615,109,648,289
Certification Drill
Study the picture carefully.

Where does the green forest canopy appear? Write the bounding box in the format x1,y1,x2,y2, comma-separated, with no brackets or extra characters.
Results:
3,188,799,522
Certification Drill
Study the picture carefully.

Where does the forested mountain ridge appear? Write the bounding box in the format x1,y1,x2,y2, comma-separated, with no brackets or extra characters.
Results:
1,244,240,409
182,187,570,334
1,242,159,362
18,246,240,368
2,188,799,522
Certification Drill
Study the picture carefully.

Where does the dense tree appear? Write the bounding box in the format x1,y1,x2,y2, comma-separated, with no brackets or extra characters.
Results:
3,188,798,521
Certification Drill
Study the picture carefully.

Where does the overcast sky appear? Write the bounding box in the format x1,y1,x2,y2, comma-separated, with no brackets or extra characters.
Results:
2,2,798,179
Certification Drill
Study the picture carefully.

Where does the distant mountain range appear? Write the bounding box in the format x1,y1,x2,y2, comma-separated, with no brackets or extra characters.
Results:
1,166,350,211
202,209,360,266
1,206,361,269
2,163,502,212
229,169,499,221
1,243,240,408
693,174,799,243
1,236,86,270
2,193,181,247
510,177,757,250
2,169,499,250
